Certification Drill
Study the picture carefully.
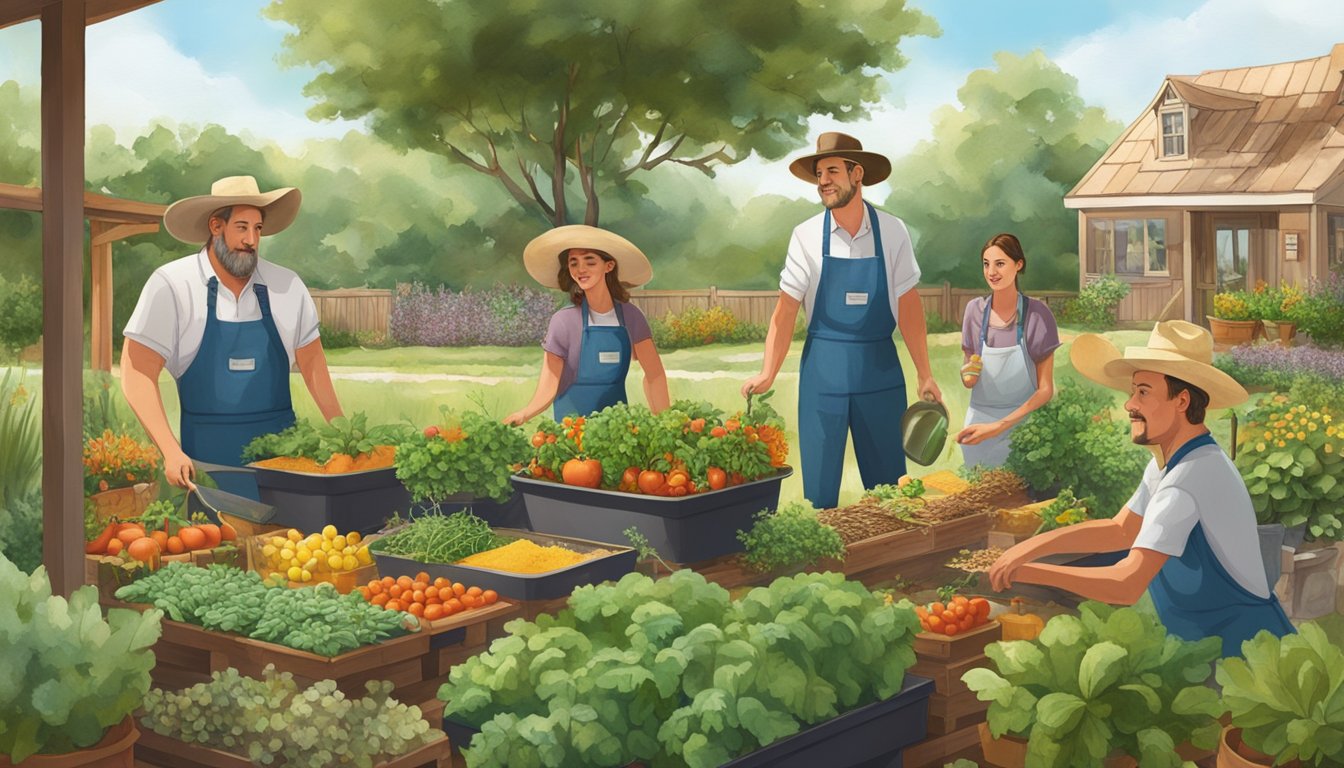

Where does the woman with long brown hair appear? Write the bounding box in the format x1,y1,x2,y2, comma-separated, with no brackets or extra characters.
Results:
956,233,1060,468
504,225,669,425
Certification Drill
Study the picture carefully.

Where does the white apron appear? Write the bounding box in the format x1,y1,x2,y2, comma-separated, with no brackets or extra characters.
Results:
962,293,1035,468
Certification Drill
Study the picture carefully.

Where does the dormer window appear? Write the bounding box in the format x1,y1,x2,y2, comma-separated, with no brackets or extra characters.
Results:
1160,107,1187,158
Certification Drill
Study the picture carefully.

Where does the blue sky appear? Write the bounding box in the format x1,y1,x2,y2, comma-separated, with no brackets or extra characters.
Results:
0,0,1341,197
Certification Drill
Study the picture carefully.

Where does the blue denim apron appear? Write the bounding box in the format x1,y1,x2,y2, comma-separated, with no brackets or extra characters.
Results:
797,202,906,508
177,277,296,499
1147,432,1295,656
552,299,631,420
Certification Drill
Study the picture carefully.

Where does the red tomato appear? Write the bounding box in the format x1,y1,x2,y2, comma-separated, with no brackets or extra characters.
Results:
637,470,666,494
707,467,727,491
562,458,603,488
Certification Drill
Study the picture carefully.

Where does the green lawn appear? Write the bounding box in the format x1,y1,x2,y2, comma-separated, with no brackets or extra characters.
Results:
9,325,1258,509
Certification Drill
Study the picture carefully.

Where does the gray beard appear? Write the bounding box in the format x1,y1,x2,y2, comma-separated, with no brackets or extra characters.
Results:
212,236,258,278
821,184,857,210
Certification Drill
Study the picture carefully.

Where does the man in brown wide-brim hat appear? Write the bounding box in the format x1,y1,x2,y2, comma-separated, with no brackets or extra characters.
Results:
988,320,1294,657
741,132,942,509
121,175,345,500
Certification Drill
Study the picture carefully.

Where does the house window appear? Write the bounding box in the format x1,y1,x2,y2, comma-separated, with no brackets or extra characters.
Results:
1089,217,1169,276
1161,109,1186,158
1330,214,1344,276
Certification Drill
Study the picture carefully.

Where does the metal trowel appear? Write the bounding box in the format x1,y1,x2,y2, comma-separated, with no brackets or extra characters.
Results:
189,461,276,525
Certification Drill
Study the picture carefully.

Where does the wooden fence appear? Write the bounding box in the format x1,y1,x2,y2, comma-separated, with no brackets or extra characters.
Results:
309,284,1079,338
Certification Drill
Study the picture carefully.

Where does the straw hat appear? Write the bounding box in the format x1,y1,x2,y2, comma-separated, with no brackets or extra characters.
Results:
523,225,653,289
1070,320,1248,410
788,132,891,185
163,176,302,243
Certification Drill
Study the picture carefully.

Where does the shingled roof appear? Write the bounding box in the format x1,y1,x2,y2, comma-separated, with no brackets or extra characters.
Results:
1067,43,1344,201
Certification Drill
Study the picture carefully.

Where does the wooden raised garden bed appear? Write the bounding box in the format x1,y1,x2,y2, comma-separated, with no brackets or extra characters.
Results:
135,729,452,768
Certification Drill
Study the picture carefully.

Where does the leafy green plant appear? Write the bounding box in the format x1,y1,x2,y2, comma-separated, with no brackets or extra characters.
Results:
1006,383,1147,516
1034,488,1094,534
83,370,145,441
241,413,413,463
0,491,42,574
0,368,40,507
140,665,438,767
1059,274,1130,329
395,407,530,502
1217,621,1344,767
0,273,41,360
0,552,163,763
318,322,361,349
624,526,674,575
1235,393,1344,540
114,562,411,656
1211,290,1256,321
440,570,921,768
368,509,510,564
736,501,845,573
963,601,1223,768
241,418,322,461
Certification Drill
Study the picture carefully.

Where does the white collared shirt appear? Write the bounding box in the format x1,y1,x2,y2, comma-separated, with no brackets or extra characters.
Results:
779,205,921,322
1128,442,1270,598
123,248,321,379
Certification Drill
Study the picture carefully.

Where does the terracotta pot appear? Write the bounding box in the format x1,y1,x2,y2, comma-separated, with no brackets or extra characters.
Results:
1207,316,1263,345
87,482,159,522
0,716,137,767
1217,726,1301,768
977,724,1144,768
1262,320,1297,346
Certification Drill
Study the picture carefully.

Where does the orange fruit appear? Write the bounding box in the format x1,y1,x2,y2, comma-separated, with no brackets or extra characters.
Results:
445,598,463,614
424,604,444,621
943,623,960,636
482,590,498,605
388,585,404,599
385,600,403,612
415,571,431,584
407,603,424,617
461,594,478,609
412,590,426,605
452,583,466,597
434,577,451,591
425,586,439,601
466,586,483,598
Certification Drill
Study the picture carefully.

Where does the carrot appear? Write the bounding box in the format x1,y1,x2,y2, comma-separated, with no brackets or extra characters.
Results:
86,521,118,554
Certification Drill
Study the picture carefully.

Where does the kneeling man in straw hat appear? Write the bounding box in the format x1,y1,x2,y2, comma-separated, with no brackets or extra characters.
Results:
121,176,344,498
988,320,1293,656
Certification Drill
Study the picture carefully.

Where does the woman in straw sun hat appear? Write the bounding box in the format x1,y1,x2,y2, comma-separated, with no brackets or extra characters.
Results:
121,175,343,500
504,225,669,425
987,320,1292,656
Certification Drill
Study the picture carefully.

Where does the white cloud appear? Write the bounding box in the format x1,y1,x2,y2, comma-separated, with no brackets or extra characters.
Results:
1057,0,1344,125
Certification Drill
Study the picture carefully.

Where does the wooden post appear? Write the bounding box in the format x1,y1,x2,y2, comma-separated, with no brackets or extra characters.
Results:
1182,209,1194,323
90,220,112,371
708,285,718,309
942,281,952,325
41,0,87,596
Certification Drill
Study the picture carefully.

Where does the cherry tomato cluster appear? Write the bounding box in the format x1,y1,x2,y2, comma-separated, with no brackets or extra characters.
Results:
358,571,499,622
915,595,992,636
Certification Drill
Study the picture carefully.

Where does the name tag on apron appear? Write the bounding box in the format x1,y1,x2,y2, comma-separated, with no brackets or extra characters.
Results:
598,351,621,364
845,292,869,306
228,358,257,372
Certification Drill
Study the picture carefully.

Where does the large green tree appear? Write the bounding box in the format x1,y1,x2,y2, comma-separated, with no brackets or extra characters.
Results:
883,51,1121,290
265,0,937,227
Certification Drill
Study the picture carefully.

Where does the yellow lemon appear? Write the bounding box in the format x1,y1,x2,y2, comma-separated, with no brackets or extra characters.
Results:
342,555,358,571
332,535,347,550
343,545,356,557
286,529,303,543
262,544,277,559
287,566,302,581
300,569,313,582
304,557,319,572
322,525,338,539
347,532,362,546
269,536,286,548
295,546,311,562
328,555,344,571
356,547,372,566
305,534,323,549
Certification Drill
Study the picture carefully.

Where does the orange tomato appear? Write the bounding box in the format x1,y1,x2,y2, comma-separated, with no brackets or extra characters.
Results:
397,576,413,589
959,615,974,631
127,537,159,564
941,610,957,624
178,527,207,551
198,523,222,548
461,594,479,609
388,585,404,599
666,471,688,488
371,593,389,607
412,590,426,605
424,604,444,621
368,582,384,596
382,576,396,587
452,583,467,597
412,581,428,593
466,586,483,598
481,590,498,605
446,598,464,613
166,536,185,555
929,602,945,616
971,598,991,620
434,577,451,591
914,606,929,619
927,615,943,632
105,538,124,556
357,586,371,601
425,586,439,601
415,571,431,584
707,467,727,491
943,623,960,636
637,470,666,494
953,604,968,619
407,603,425,617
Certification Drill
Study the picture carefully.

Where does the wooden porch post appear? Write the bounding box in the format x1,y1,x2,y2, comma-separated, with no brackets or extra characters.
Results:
90,220,112,371
1183,210,1194,323
41,0,86,596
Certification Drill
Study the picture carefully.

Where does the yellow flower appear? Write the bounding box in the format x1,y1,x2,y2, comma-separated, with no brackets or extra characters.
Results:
1264,431,1273,441
1326,415,1334,424
1329,426,1339,437
1327,444,1335,454
1309,423,1318,432
1300,418,1309,426
1298,432,1307,441
1278,441,1287,447
1312,412,1321,420
1256,442,1266,452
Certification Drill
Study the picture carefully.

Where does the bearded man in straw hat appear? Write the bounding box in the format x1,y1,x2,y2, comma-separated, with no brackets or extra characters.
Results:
121,176,344,499
989,320,1293,656
741,132,942,509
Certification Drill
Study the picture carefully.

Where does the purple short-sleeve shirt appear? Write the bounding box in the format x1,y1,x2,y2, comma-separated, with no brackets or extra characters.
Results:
961,295,1061,363
542,302,653,394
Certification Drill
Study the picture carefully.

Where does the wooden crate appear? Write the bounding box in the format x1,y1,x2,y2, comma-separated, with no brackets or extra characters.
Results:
136,729,452,768
913,621,1000,661
909,653,990,697
902,721,983,768
928,688,987,721
926,707,987,738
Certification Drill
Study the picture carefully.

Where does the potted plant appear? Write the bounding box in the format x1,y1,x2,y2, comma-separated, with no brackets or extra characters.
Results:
0,551,163,767
1209,289,1264,345
1260,283,1304,346
83,429,160,522
1235,394,1344,543
1216,621,1343,767
963,600,1224,768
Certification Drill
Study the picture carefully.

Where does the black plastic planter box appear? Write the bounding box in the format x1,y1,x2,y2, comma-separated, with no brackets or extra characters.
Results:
410,491,530,530
444,673,932,768
370,528,637,601
512,468,793,564
249,465,412,535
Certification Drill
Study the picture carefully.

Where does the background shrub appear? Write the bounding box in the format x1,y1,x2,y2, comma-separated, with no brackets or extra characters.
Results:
1058,273,1130,329
390,282,559,347
0,274,41,360
1214,344,1344,393
1290,274,1344,348
650,305,769,350
319,323,362,349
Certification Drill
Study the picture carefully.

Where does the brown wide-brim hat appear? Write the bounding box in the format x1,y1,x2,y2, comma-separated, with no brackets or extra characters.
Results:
523,225,653,289
163,175,302,243
788,131,891,185
1070,320,1249,410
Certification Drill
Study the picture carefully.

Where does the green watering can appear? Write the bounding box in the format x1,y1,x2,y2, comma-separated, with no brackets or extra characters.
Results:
902,396,949,467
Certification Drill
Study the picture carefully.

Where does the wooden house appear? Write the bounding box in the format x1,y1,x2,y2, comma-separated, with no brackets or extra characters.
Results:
1064,43,1344,324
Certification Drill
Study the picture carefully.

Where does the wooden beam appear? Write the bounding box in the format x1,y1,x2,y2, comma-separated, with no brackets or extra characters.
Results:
90,221,113,371
0,182,165,222
1183,210,1194,322
41,0,86,597
0,0,164,32
91,221,158,246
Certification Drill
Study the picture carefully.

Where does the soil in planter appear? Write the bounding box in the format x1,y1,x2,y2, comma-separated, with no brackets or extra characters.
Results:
254,445,396,474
